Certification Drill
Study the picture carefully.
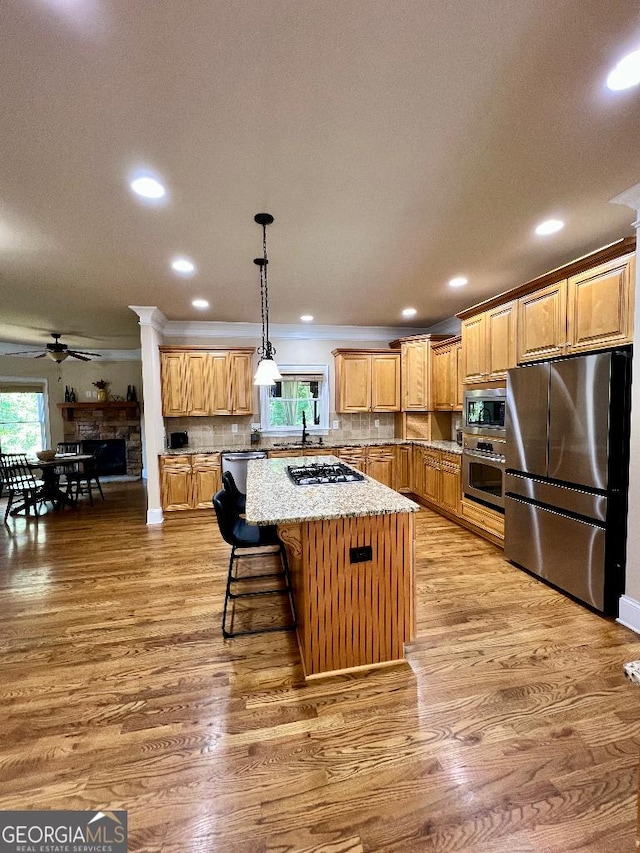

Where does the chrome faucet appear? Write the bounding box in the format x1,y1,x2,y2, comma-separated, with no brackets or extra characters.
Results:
301,410,308,445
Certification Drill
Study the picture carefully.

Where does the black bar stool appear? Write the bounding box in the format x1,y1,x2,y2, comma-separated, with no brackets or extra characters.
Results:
212,489,296,638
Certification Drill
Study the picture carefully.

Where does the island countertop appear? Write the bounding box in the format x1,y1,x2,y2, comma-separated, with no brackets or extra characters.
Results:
245,455,420,526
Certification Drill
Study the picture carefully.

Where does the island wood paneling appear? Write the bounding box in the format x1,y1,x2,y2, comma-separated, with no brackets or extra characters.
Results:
280,513,414,677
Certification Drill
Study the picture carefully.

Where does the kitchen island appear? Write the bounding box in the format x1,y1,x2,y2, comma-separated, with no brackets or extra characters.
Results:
246,455,419,678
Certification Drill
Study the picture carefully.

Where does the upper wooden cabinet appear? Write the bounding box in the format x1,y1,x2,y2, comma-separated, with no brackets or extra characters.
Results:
458,239,636,377
160,348,255,417
333,350,400,413
388,334,450,411
461,301,518,384
517,281,567,363
516,252,635,363
431,336,462,411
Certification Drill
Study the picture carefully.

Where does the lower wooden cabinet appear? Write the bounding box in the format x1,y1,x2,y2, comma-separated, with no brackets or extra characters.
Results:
160,454,222,511
440,452,462,516
337,446,396,488
396,445,412,493
412,446,462,519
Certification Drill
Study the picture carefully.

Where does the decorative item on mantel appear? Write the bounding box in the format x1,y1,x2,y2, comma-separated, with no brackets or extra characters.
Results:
92,379,110,402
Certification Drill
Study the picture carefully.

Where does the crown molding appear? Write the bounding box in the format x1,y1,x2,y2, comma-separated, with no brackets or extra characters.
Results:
162,320,430,342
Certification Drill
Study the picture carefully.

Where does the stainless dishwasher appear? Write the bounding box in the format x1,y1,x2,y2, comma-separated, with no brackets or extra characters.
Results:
221,451,267,494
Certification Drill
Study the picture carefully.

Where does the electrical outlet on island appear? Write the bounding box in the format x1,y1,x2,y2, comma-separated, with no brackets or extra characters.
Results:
231,424,238,433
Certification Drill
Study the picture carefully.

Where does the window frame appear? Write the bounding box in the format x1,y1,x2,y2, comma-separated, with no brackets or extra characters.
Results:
0,377,51,454
258,364,329,436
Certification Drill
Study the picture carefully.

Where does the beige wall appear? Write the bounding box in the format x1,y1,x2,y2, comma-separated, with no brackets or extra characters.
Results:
0,355,142,449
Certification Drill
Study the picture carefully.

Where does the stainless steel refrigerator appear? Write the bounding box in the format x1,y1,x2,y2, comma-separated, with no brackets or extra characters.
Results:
504,348,632,614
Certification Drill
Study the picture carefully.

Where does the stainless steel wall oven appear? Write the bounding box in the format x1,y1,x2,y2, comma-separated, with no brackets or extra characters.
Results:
462,432,506,511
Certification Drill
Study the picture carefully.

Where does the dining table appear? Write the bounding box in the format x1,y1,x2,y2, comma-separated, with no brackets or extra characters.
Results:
30,453,94,510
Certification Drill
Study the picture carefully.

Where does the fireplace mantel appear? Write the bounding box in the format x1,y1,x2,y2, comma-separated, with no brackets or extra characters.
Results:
58,402,140,422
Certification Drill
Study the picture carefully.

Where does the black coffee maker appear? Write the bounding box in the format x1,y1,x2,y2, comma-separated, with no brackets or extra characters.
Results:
169,432,189,449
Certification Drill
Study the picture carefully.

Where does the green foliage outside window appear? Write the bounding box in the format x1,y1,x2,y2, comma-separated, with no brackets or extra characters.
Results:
0,392,46,456
268,380,320,427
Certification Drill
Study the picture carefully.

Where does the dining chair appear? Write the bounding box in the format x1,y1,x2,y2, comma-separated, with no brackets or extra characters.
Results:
65,443,106,505
0,453,47,522
212,488,296,638
55,441,82,486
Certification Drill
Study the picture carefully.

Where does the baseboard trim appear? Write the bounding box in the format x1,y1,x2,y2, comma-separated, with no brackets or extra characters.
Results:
147,507,164,525
617,595,640,634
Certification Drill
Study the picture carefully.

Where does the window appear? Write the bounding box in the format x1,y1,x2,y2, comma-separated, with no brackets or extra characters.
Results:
259,365,329,435
0,386,48,456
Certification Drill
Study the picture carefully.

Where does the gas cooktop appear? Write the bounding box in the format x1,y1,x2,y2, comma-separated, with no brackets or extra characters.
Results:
287,462,366,486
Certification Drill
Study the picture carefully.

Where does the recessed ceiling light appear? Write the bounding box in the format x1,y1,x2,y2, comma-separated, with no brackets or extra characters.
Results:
300,314,314,322
535,219,564,236
402,307,417,318
129,175,166,200
171,256,196,275
192,299,209,309
606,47,640,91
448,277,468,288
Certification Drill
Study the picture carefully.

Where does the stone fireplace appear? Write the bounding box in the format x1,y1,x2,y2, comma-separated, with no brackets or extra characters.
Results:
59,402,142,477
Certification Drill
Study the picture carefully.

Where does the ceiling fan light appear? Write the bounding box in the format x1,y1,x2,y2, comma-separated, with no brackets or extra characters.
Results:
48,350,69,363
254,358,281,386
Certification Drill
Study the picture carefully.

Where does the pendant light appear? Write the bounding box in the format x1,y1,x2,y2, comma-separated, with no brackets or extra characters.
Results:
253,212,282,386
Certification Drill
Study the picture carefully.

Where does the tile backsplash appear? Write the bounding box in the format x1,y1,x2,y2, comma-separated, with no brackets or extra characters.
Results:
164,412,395,450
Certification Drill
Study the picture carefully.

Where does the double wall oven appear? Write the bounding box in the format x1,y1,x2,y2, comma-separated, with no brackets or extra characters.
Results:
462,387,506,511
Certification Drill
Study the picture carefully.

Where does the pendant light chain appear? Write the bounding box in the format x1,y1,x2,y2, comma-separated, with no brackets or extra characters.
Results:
253,211,281,385
262,222,274,359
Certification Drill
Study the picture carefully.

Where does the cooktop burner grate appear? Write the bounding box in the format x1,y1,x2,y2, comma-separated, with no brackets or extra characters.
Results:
287,462,366,486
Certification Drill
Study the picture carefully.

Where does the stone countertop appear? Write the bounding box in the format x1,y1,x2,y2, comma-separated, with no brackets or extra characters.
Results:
624,660,640,686
245,455,420,526
161,438,463,457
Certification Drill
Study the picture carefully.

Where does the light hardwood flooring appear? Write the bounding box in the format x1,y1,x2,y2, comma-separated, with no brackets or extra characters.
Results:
1,482,640,852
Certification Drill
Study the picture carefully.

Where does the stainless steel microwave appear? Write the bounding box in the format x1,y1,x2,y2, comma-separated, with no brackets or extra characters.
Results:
463,387,506,436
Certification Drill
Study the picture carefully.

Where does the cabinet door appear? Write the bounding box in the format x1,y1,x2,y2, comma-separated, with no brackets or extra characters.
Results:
161,466,192,511
432,345,453,410
336,354,371,412
455,342,463,410
517,280,567,363
208,352,232,415
185,352,211,416
461,315,486,383
371,354,401,411
440,461,461,516
411,446,423,495
422,453,440,504
402,341,429,410
161,352,188,416
567,253,635,353
486,301,517,380
366,447,396,489
396,445,412,493
191,465,222,509
229,351,254,414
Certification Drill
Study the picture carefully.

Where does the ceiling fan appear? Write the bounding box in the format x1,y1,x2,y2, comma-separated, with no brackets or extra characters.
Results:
5,333,102,363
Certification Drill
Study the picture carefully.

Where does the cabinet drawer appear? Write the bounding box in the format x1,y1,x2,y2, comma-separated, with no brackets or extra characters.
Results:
191,453,221,467
160,455,191,468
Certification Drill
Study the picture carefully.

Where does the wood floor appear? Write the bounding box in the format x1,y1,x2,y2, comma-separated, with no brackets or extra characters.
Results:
1,482,640,853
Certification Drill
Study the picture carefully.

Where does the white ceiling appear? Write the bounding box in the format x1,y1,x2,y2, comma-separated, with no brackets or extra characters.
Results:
1,0,639,351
